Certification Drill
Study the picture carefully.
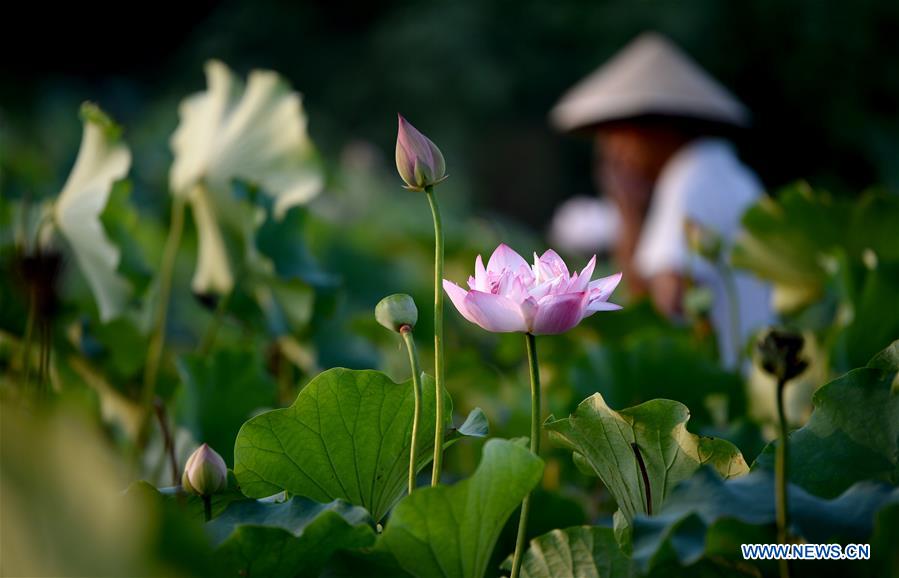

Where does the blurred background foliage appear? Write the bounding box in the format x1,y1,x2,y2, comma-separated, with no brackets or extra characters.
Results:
2,1,899,576
3,0,899,227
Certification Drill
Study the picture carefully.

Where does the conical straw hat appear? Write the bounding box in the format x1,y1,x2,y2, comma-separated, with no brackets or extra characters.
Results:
551,32,749,131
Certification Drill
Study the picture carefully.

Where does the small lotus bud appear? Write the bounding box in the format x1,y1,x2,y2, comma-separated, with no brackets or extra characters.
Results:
684,219,723,262
182,443,228,497
757,328,809,383
395,114,447,191
376,294,418,333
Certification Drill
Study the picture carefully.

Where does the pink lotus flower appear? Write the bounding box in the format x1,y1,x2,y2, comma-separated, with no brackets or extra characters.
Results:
443,244,622,335
395,114,447,191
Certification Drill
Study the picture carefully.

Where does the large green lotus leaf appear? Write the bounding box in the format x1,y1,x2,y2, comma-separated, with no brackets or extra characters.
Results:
754,340,899,498
233,368,484,521
631,468,899,574
153,471,247,522
501,526,631,578
381,438,544,578
545,394,748,521
207,497,375,578
176,348,277,467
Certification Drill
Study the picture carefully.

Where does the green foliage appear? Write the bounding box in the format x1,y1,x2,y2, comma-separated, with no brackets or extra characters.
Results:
630,468,899,575
381,438,544,578
754,341,899,498
731,185,847,309
502,526,631,578
732,186,899,312
831,261,899,371
233,368,483,521
208,497,376,578
545,394,748,521
176,348,278,466
570,330,743,428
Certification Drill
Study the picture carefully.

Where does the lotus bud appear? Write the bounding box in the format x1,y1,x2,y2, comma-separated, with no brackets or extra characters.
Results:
684,219,723,262
376,294,418,333
181,443,228,497
757,328,808,383
395,114,447,191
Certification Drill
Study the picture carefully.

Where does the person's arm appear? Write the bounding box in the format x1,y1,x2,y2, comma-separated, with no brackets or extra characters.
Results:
647,270,684,317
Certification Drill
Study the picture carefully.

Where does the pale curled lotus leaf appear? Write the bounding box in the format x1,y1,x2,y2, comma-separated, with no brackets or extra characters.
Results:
169,60,323,294
54,103,132,322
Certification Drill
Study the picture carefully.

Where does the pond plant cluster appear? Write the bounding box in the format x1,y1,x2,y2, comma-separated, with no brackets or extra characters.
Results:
1,61,898,578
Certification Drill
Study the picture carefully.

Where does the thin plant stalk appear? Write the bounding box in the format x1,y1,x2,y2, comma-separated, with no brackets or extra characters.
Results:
21,291,36,388
154,398,180,487
203,495,212,522
38,320,51,395
139,196,187,447
425,185,446,486
775,377,791,578
400,325,424,495
510,332,542,578
719,261,743,367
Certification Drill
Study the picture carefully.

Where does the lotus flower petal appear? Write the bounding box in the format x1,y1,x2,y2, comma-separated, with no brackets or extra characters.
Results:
463,290,527,333
444,243,622,335
533,292,588,335
487,243,530,277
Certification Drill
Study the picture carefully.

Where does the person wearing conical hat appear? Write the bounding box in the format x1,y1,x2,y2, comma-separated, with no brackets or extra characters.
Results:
551,32,772,368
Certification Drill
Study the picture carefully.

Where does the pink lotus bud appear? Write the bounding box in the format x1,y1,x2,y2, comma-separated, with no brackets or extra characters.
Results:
181,443,228,496
442,244,622,335
395,114,447,191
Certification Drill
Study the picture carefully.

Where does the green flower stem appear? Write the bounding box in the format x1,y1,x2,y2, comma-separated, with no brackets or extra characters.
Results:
775,377,791,578
719,262,743,366
203,495,213,522
139,196,187,448
153,398,180,487
425,186,446,486
510,332,542,578
400,325,424,495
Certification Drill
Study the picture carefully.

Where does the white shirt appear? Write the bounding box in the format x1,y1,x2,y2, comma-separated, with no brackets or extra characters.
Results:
634,138,772,368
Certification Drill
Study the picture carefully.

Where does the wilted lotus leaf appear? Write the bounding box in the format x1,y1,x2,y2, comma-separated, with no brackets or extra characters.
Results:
169,60,323,294
53,103,132,321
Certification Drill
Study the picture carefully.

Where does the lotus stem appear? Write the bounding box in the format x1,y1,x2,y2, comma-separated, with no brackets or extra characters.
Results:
510,332,542,578
400,325,424,495
154,398,180,487
775,377,791,578
719,261,742,367
425,185,446,486
139,195,187,448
